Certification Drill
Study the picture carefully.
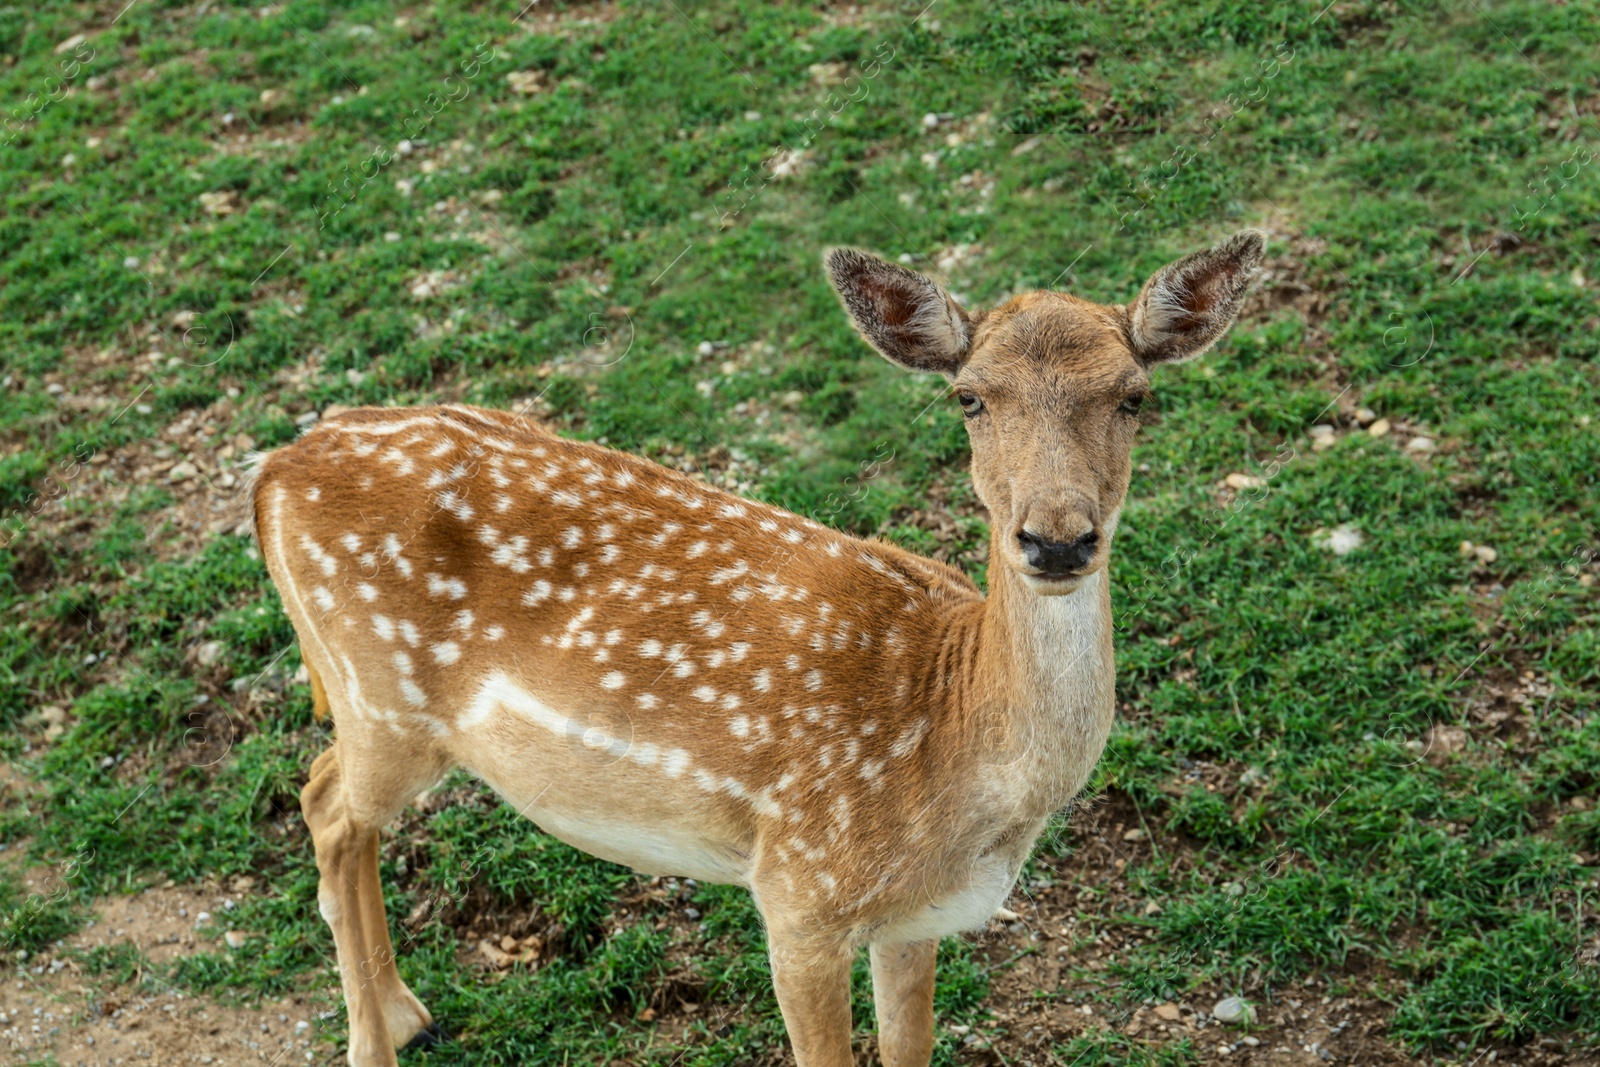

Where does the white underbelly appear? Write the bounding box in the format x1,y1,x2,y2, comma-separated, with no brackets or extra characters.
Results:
522,800,751,885
449,671,755,885
872,850,1020,944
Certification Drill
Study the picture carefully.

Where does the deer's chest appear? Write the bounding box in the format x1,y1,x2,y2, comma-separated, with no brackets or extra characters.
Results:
871,817,1045,944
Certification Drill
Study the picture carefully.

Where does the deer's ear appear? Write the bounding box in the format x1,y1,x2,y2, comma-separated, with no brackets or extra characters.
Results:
825,248,974,376
1127,230,1265,366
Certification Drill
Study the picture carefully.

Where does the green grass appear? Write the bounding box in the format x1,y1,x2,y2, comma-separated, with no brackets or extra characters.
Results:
2,0,1598,1062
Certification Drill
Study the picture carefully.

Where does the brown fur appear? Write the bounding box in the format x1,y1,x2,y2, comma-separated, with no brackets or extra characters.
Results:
253,232,1263,1067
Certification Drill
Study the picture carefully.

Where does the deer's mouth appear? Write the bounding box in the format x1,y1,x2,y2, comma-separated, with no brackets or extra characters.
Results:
1021,569,1090,594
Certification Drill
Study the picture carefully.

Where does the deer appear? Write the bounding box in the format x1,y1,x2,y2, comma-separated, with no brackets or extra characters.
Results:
250,230,1264,1067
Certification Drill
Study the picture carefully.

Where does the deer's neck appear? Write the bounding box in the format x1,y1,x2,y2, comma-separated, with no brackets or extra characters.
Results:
964,528,1118,810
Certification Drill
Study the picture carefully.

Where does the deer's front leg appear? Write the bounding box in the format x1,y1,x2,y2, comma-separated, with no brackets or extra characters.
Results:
869,940,937,1067
764,922,855,1067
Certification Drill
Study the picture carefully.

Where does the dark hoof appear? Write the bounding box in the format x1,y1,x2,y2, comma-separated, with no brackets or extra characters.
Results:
403,1023,449,1051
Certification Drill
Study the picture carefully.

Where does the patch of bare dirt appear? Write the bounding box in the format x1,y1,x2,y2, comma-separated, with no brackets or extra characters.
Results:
1240,226,1335,350
69,884,224,966
3,881,339,1067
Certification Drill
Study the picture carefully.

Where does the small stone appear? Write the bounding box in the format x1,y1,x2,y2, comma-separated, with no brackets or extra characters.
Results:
780,390,805,410
195,641,225,668
195,911,212,926
56,33,88,53
1459,540,1476,558
1407,435,1435,453
1473,544,1498,565
199,190,240,216
1213,996,1255,1025
1154,1002,1182,1022
506,70,546,95
697,341,716,357
1313,523,1363,556
1242,1036,1260,1046
168,461,199,482
295,1019,309,1033
1224,473,1263,490
295,410,320,427
477,939,516,969
224,930,247,949
1142,900,1162,916
1308,424,1335,438
1122,828,1146,842
922,112,940,129
1311,432,1338,452
1367,417,1391,437
39,706,67,726
1354,407,1377,425
993,906,1019,921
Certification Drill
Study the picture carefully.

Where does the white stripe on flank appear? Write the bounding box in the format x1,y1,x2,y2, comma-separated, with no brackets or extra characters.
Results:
456,673,781,819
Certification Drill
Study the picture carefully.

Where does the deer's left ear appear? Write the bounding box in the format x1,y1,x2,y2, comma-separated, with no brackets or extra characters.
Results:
1127,230,1265,366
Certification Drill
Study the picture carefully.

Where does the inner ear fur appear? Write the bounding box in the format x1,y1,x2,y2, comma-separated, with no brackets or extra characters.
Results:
1126,230,1265,365
825,248,973,376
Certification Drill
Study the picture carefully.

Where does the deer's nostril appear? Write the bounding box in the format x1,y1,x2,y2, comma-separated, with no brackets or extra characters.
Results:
1017,529,1098,573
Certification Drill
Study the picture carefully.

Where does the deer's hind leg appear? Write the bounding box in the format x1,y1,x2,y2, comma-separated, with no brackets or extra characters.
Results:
302,718,451,1066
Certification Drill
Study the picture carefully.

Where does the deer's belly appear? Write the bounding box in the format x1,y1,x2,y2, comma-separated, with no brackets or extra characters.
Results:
528,804,752,886
451,671,754,886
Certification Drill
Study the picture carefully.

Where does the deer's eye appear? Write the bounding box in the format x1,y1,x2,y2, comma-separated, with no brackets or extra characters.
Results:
1119,394,1147,417
957,392,984,418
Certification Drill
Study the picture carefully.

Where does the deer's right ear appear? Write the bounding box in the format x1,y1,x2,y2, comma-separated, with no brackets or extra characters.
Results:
825,249,973,376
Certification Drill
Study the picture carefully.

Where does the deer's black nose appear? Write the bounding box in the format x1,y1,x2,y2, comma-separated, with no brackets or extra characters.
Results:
1017,529,1098,574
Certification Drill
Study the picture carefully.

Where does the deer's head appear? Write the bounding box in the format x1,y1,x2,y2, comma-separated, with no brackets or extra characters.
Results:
827,231,1263,596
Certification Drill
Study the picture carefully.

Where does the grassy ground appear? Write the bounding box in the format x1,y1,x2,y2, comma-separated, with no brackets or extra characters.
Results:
2,0,1598,1064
